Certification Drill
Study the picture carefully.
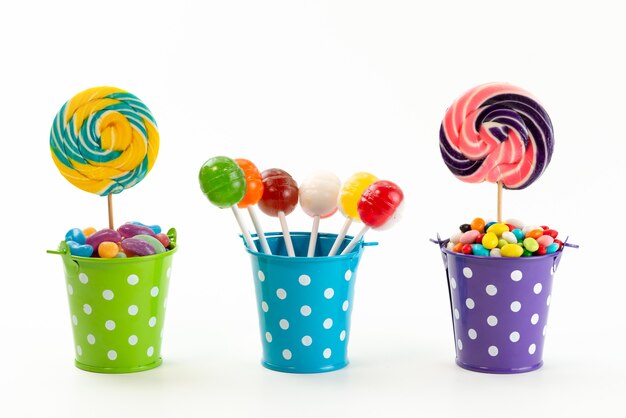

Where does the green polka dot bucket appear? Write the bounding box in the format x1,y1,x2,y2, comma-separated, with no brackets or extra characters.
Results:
48,228,177,373
247,232,375,373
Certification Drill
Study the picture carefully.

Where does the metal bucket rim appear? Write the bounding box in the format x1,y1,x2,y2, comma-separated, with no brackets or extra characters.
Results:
244,231,375,262
47,227,178,265
440,246,563,262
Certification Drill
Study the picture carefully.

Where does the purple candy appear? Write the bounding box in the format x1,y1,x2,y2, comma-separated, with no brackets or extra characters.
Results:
121,238,156,256
85,229,121,250
118,223,156,239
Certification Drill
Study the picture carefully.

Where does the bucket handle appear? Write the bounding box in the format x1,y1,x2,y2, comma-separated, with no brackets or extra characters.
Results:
167,228,178,249
552,236,578,273
430,234,449,268
46,241,79,274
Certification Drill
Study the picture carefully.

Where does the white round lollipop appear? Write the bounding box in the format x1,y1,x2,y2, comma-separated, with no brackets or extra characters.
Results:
299,171,341,257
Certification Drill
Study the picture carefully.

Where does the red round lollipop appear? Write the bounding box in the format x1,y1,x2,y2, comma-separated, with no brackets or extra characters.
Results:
258,168,299,256
340,180,404,255
358,180,404,229
258,168,299,217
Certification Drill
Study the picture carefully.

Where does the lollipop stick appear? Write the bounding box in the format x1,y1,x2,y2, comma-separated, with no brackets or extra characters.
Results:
340,225,369,255
107,193,114,230
231,206,256,250
328,218,352,256
278,211,295,257
247,206,271,255
497,181,503,223
307,216,320,257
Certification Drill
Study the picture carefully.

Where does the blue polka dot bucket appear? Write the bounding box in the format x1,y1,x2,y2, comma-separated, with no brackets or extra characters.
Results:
246,232,373,373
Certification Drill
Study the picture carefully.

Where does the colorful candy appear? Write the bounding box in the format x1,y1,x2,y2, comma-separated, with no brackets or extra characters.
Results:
198,156,257,252
85,229,121,250
259,168,299,256
439,82,554,190
118,223,155,239
83,227,96,237
340,180,404,255
65,228,86,245
235,159,264,209
198,156,246,208
98,242,119,258
50,86,159,195
131,221,161,234
501,244,524,257
235,158,271,254
134,235,166,254
67,241,94,257
328,171,378,256
121,238,156,257
448,217,563,257
258,169,299,217
64,222,172,258
356,180,404,230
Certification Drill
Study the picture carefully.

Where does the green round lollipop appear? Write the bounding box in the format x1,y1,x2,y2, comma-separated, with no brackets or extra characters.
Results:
199,156,247,208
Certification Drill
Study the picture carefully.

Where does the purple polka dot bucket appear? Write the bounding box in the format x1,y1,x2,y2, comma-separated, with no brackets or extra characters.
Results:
246,232,374,373
435,238,573,373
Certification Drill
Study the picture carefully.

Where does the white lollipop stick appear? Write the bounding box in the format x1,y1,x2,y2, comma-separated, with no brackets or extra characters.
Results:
247,206,271,254
231,206,256,250
307,216,320,257
328,218,352,256
340,225,369,255
278,210,295,256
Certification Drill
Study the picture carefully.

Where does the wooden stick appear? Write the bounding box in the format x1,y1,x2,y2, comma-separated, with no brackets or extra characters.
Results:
328,218,352,256
107,193,114,230
231,206,256,251
307,216,320,257
340,225,369,255
247,206,271,254
497,181,503,223
278,211,295,256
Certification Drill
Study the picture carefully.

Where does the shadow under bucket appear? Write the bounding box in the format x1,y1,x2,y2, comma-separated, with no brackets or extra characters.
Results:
48,229,177,373
246,232,374,373
435,238,573,374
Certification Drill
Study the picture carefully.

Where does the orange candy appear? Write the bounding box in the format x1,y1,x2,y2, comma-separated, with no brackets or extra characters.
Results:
525,229,544,240
470,217,486,232
453,242,464,252
98,241,119,258
235,158,264,208
83,227,97,237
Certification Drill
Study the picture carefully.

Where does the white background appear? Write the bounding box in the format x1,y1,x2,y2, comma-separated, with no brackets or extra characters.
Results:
1,1,624,417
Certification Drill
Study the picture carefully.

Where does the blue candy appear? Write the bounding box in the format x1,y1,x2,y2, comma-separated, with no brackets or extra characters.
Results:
512,228,525,243
67,241,94,257
546,243,559,254
131,221,161,234
471,244,490,257
65,228,86,245
484,222,497,232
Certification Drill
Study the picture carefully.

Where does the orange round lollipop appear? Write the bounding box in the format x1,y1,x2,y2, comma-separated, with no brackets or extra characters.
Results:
236,159,264,208
235,158,271,254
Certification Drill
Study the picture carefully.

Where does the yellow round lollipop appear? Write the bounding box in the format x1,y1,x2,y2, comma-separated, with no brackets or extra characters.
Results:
328,172,378,256
50,86,159,196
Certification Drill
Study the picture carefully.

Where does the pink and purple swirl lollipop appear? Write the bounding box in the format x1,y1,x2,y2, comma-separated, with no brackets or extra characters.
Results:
440,83,554,190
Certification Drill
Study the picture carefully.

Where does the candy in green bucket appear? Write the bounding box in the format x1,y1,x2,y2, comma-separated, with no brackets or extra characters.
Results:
48,228,177,373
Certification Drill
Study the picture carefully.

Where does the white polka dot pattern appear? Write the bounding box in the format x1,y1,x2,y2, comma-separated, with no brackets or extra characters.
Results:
61,250,175,372
250,240,362,373
444,250,562,373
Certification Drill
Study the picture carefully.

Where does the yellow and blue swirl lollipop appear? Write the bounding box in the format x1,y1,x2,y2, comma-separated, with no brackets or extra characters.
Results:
50,86,159,196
